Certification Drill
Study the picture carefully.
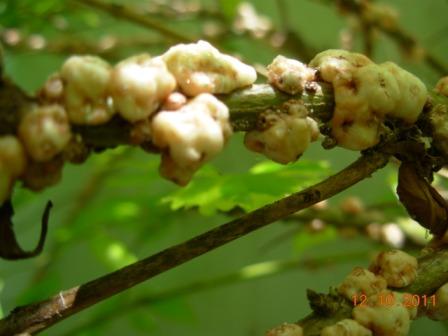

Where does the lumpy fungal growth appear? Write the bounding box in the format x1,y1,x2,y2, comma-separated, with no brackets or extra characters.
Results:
151,93,231,185
369,250,417,288
352,300,411,336
61,55,115,125
320,319,372,336
109,55,176,122
337,267,387,300
18,104,71,162
162,40,257,96
425,282,448,320
309,50,427,150
244,101,319,164
435,76,448,96
266,323,303,336
0,136,27,203
267,55,315,95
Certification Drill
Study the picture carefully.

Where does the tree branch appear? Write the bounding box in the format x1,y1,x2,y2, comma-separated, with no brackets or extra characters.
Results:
74,0,195,43
316,0,448,75
0,151,389,335
65,251,368,336
0,80,334,148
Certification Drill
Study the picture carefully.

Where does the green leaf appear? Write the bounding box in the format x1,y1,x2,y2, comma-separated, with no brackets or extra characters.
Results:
90,234,137,270
293,227,338,255
218,0,240,21
128,311,156,333
18,273,61,304
151,298,196,324
163,160,330,216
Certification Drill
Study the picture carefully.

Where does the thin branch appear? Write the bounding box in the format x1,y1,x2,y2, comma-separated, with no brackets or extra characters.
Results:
0,151,390,335
74,0,195,43
316,0,448,75
0,81,335,148
66,251,368,336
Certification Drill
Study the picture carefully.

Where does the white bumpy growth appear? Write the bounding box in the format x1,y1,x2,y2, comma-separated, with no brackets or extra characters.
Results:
320,319,372,336
309,49,427,150
266,323,303,336
244,101,319,164
0,136,27,203
162,40,257,96
18,104,71,162
151,93,231,185
61,55,115,125
109,54,176,122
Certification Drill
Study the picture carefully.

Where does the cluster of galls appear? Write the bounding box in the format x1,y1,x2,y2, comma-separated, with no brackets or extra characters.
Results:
0,40,257,201
267,249,448,336
244,49,428,164
244,55,319,164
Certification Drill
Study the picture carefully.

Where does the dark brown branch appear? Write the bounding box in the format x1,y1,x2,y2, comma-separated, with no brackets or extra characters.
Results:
66,251,369,336
0,151,390,335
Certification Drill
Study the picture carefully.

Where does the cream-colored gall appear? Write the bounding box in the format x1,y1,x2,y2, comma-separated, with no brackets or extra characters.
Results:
162,40,256,96
244,102,318,164
435,76,448,96
0,135,27,177
161,92,187,111
309,49,372,82
110,55,176,122
320,319,372,336
369,250,417,288
267,55,315,95
352,301,410,336
309,50,427,150
38,73,64,102
391,291,418,320
0,136,28,203
18,104,71,162
338,267,387,300
61,55,115,125
426,282,448,320
266,323,303,336
152,93,231,185
380,62,427,123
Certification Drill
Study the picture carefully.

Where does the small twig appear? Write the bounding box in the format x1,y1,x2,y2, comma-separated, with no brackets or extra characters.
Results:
316,0,448,75
74,0,195,43
0,152,390,335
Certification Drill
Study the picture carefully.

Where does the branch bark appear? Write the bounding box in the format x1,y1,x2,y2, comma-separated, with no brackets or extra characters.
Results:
0,80,334,148
0,151,389,335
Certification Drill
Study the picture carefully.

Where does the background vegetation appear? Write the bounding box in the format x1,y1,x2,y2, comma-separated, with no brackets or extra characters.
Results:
1,0,447,335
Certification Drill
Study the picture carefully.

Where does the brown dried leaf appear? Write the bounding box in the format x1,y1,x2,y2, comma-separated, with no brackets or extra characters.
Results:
397,163,448,237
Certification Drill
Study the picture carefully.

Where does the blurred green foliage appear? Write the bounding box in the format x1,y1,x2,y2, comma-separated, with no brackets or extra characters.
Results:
1,0,447,335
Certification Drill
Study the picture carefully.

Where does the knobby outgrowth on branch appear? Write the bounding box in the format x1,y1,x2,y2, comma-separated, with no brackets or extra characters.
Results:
1,39,448,336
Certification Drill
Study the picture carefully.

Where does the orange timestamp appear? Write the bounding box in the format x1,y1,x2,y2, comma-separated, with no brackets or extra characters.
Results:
352,293,437,308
